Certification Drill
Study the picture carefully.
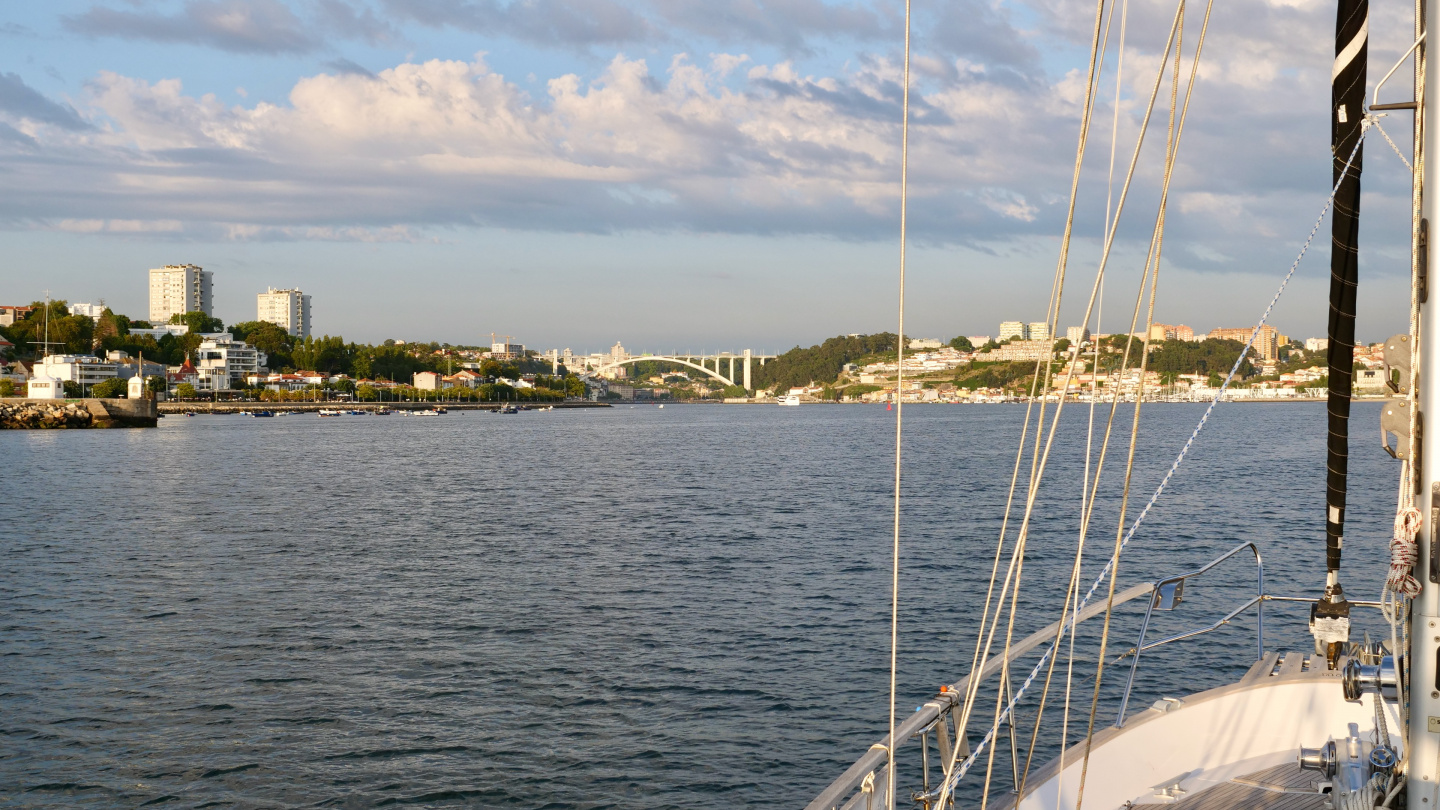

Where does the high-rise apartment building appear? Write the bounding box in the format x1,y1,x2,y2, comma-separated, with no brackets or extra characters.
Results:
1208,325,1280,361
148,265,212,323
1028,322,1052,342
1066,326,1091,345
257,287,311,338
998,321,1027,341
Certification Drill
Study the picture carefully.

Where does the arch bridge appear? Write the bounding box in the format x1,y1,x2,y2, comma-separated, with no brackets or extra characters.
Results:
595,350,776,390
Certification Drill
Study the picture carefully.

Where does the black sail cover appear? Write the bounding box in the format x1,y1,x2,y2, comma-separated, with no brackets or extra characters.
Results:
1326,0,1367,576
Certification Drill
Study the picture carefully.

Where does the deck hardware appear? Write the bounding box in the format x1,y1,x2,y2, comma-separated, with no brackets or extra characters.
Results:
1432,483,1440,583
1382,398,1415,458
1370,745,1398,774
1383,334,1413,394
1429,716,1440,732
1298,740,1338,777
1342,656,1398,701
1422,218,1430,303
1117,542,1265,725
1154,580,1184,610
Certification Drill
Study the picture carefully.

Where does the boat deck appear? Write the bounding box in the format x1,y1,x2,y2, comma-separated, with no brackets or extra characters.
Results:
1132,762,1328,809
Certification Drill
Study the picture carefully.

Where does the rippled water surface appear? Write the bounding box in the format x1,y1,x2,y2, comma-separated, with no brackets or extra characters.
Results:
0,402,1399,807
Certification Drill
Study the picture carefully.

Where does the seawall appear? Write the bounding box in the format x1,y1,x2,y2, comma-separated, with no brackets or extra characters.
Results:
0,398,159,429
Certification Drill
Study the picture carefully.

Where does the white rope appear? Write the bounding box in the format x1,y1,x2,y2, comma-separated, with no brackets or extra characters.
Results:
942,128,1370,795
886,0,913,805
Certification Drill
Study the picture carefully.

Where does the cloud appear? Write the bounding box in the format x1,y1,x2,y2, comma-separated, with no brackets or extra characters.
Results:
4,0,1424,282
0,73,91,131
379,0,655,48
324,58,378,78
63,0,321,54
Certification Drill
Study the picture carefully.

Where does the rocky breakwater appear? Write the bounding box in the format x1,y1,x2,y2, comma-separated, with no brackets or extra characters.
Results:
0,400,94,429
0,398,158,429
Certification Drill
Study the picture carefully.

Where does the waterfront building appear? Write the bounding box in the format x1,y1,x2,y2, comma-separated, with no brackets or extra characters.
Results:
1208,325,1280,361
69,302,106,320
414,371,441,390
490,338,525,360
128,324,190,340
149,264,212,323
106,352,167,380
2,360,28,385
257,287,312,338
1028,322,1051,342
194,334,264,390
33,355,119,391
998,321,1027,341
1146,323,1196,342
0,305,33,326
27,374,63,399
167,358,198,390
987,340,1054,362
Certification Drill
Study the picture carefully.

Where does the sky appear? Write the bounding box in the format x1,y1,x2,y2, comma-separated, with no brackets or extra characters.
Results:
0,0,1425,352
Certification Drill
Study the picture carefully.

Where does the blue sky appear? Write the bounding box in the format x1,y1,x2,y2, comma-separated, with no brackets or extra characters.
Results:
0,0,1423,350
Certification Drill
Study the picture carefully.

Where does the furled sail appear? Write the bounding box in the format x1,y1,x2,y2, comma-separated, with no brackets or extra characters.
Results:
1314,0,1368,663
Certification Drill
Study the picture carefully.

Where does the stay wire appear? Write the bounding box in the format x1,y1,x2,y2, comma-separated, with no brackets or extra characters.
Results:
886,0,912,804
947,0,1114,787
941,0,1184,798
940,73,1368,809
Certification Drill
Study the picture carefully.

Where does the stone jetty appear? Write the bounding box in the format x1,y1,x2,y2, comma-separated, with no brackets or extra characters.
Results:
0,398,159,429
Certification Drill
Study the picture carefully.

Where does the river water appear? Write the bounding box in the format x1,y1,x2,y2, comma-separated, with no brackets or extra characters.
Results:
0,402,1398,808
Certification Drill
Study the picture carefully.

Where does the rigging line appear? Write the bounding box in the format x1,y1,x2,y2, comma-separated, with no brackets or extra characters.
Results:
992,0,1198,794
942,89,1370,807
949,0,1115,773
887,0,912,804
941,3,1187,800
1078,16,1188,803
942,0,1185,794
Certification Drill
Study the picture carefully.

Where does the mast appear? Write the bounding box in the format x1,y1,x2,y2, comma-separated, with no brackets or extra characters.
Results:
1416,0,1438,796
1312,0,1369,668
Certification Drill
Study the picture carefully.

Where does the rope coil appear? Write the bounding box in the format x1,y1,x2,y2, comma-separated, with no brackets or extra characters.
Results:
1388,505,1422,597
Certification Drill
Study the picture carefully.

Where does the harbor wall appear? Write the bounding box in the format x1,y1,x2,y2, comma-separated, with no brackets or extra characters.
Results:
0,398,159,429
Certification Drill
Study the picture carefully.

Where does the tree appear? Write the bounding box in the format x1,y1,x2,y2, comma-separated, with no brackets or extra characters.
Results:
63,381,82,398
91,378,128,398
230,321,295,369
175,383,198,399
169,311,225,334
147,377,167,394
356,384,378,401
0,379,13,397
1053,338,1071,355
5,300,96,356
949,335,974,352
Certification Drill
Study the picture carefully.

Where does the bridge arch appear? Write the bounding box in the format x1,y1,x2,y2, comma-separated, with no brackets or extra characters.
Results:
595,356,740,388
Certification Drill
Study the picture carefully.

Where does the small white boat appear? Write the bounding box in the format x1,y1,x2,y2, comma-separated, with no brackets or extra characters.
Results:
778,395,801,406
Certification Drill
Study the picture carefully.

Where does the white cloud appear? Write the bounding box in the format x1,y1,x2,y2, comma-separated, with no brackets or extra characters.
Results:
0,0,1424,284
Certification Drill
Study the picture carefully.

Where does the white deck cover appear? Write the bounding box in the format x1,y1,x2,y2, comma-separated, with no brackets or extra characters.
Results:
1013,653,1402,809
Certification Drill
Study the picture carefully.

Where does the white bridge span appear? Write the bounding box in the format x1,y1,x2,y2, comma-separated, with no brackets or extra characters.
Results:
594,349,776,390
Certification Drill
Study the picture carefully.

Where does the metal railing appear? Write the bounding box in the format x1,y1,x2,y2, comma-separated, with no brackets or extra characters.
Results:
804,582,1156,810
1114,541,1264,726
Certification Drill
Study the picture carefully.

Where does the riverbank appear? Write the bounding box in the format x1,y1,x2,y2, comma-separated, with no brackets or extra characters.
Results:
156,401,611,414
